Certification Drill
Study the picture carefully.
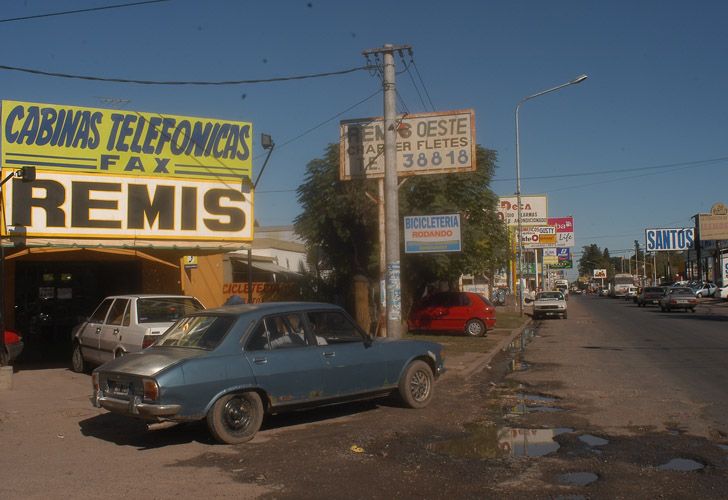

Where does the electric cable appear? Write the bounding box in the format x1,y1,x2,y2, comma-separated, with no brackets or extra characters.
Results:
0,63,373,86
407,51,435,111
0,0,171,23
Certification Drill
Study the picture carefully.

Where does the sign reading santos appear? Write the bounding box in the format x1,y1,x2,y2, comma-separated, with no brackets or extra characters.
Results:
645,228,694,252
1,100,253,244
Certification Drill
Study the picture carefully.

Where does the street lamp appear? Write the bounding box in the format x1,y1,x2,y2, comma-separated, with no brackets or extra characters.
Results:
515,74,587,316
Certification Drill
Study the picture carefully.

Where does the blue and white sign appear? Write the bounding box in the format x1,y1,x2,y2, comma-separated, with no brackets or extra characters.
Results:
404,214,461,253
645,228,695,251
556,248,571,261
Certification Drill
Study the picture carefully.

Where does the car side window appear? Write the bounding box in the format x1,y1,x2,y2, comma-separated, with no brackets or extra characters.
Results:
89,298,114,324
457,293,470,307
305,311,363,344
246,322,270,351
122,304,131,327
267,315,308,349
106,299,129,326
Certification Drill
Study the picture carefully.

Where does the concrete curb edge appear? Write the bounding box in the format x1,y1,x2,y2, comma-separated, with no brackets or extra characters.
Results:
458,318,533,379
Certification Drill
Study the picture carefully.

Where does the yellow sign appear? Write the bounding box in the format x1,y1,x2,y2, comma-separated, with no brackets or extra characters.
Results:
1,100,252,181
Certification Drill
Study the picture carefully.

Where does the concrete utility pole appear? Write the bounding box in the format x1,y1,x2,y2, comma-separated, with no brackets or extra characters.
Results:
363,44,410,338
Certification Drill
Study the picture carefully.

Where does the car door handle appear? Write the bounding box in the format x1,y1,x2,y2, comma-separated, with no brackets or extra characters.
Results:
322,351,335,358
95,327,102,334
253,357,268,364
113,328,119,335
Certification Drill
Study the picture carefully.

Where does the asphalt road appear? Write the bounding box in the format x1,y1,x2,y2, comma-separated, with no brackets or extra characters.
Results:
521,294,728,438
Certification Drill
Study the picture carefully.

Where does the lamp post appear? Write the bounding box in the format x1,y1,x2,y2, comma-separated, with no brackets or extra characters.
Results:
515,74,587,315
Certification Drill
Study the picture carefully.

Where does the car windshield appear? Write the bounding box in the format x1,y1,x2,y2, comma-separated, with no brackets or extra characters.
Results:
537,292,563,300
156,315,236,350
137,297,204,323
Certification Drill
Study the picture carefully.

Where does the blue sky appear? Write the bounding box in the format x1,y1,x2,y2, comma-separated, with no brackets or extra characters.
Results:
1,0,726,273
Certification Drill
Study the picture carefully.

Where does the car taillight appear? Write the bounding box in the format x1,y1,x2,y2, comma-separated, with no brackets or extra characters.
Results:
143,378,159,401
142,335,156,349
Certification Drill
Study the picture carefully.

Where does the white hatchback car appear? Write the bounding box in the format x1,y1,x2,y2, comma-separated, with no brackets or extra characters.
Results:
71,294,204,372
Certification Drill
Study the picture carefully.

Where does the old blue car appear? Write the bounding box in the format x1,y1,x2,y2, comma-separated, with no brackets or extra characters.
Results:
91,302,445,444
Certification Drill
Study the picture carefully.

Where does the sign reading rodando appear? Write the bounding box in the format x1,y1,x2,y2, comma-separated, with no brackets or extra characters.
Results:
1,100,253,244
339,109,476,180
645,228,695,251
497,195,548,226
403,214,461,253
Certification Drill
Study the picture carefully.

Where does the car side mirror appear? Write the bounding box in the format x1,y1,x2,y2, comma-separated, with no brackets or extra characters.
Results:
524,298,533,304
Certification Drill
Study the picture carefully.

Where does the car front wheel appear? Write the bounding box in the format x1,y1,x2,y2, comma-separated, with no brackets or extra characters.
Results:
207,392,264,444
398,360,434,409
464,319,486,337
71,342,86,373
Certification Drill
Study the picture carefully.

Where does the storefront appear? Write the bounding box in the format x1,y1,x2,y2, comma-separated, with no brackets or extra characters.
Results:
0,100,253,360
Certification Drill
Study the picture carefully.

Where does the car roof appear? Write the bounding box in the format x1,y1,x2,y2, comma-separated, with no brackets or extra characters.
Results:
101,294,199,300
197,301,344,316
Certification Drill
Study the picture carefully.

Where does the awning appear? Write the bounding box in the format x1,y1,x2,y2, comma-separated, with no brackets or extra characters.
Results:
228,253,301,277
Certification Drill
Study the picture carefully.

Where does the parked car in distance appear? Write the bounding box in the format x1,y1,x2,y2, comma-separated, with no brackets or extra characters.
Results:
692,283,717,298
625,286,639,301
637,286,666,307
72,294,204,373
91,302,445,444
1,329,24,365
659,287,697,312
407,291,495,337
530,291,568,320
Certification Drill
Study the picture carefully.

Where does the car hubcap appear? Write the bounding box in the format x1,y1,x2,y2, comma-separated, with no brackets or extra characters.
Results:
409,370,431,402
223,397,252,432
468,322,482,335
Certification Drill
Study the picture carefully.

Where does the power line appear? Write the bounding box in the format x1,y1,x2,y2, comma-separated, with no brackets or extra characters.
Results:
0,63,373,86
0,0,170,23
408,53,435,111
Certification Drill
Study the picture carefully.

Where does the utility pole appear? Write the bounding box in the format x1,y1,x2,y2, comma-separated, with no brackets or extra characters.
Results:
363,44,410,339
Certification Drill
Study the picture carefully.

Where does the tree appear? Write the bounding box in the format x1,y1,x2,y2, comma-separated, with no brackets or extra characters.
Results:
294,143,508,310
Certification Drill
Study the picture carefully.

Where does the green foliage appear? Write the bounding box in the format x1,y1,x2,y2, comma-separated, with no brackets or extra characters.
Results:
294,143,508,308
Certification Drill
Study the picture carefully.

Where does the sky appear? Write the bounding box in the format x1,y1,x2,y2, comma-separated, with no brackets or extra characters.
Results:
1,0,727,279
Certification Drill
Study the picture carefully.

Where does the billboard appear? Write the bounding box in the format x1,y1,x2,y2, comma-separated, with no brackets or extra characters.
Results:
498,195,548,226
404,214,461,253
699,214,728,241
593,269,607,278
340,109,476,180
550,247,573,268
543,247,558,265
1,100,253,244
521,226,556,248
645,228,694,251
548,216,575,247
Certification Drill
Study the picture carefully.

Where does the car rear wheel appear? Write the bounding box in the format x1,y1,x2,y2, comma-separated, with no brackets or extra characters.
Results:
398,360,434,409
207,392,264,444
71,342,86,373
464,319,486,337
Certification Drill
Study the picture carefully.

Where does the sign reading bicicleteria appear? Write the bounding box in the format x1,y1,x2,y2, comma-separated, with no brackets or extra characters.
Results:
1,100,253,244
339,109,475,180
497,195,548,226
644,228,695,251
403,214,461,253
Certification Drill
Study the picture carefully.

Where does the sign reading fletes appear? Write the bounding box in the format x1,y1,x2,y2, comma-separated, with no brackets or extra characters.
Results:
340,110,476,180
644,228,695,251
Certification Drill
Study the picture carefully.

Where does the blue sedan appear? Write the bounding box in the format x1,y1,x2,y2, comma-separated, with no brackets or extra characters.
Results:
91,302,445,444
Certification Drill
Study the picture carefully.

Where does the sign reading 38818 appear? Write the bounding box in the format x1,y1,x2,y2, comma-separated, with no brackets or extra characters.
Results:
339,109,476,180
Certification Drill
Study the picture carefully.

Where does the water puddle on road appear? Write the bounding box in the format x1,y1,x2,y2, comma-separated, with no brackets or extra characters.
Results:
516,393,558,404
432,423,573,459
557,472,599,486
505,404,564,416
658,458,705,471
508,359,530,372
578,434,609,447
716,444,728,452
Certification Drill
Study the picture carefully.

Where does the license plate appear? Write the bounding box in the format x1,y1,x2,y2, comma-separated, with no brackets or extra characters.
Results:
676,300,688,304
108,381,129,396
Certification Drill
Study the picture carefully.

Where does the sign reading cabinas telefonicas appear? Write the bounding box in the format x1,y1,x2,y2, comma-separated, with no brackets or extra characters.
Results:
1,100,253,244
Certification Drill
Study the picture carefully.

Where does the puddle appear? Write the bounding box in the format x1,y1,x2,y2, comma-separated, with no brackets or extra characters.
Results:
517,393,558,404
558,472,599,486
508,359,530,372
432,423,573,459
658,458,705,471
506,404,564,416
717,444,728,452
578,434,609,447
506,329,537,352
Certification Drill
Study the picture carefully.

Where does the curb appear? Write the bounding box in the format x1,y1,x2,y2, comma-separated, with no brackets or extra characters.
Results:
457,319,533,379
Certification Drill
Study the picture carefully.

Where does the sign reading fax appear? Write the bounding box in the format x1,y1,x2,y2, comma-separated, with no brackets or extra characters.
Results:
645,228,694,251
340,110,475,180
404,214,461,253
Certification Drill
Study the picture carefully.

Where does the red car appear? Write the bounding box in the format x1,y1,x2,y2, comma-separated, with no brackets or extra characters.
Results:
1,329,24,366
408,291,496,337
